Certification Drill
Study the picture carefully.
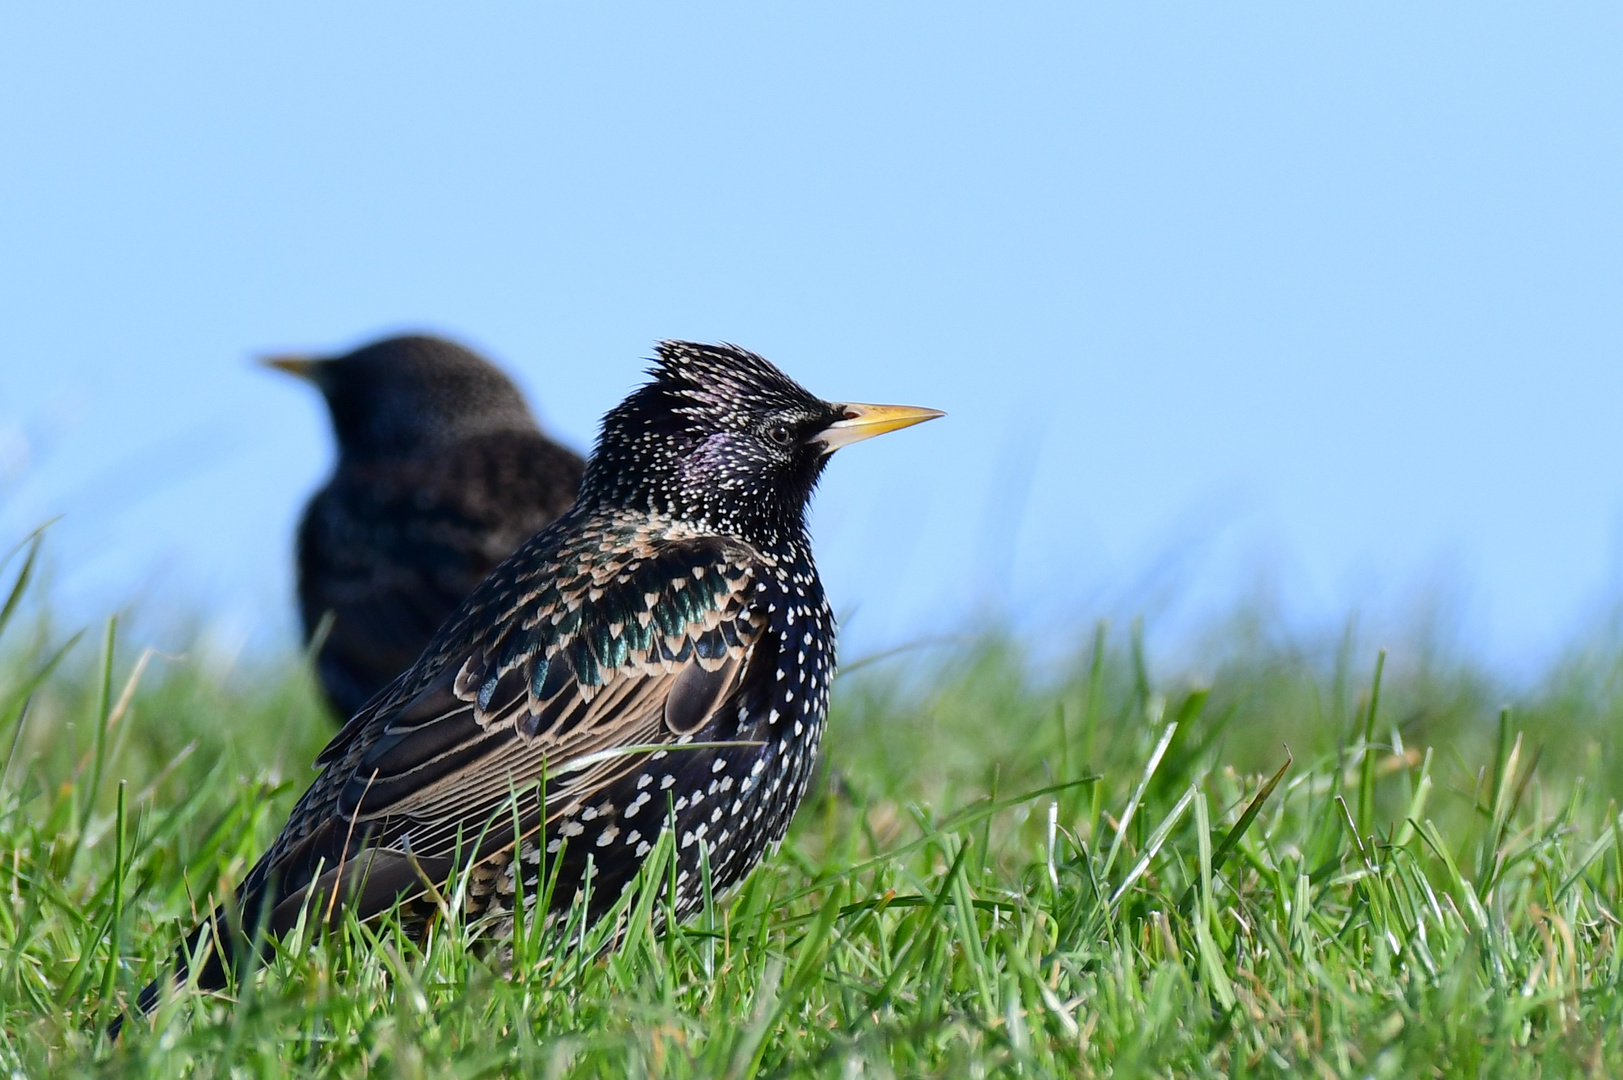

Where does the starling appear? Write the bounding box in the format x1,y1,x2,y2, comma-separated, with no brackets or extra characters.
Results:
266,334,585,719
119,341,939,1031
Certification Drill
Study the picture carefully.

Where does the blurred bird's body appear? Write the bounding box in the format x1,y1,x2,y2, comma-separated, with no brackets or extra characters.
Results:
118,340,939,1034
269,335,584,719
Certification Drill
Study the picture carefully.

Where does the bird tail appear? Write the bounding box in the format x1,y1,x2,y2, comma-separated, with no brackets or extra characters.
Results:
107,903,238,1039
106,834,438,1038
105,844,376,1038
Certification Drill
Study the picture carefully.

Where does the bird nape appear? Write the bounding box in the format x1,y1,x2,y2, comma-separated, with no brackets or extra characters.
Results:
264,334,585,721
113,340,941,1036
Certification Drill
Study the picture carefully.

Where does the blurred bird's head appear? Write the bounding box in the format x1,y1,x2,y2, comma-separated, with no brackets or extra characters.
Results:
262,335,537,460
581,341,942,545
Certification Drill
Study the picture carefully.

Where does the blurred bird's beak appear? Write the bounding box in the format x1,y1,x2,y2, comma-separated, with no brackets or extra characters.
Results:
260,354,320,381
814,402,944,453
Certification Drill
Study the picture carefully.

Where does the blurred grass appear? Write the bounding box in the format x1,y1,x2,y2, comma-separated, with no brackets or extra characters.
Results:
6,534,1623,1076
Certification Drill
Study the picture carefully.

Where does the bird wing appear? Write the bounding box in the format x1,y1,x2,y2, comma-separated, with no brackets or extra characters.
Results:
266,530,771,910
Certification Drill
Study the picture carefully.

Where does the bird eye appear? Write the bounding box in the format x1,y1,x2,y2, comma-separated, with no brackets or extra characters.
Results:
768,423,794,447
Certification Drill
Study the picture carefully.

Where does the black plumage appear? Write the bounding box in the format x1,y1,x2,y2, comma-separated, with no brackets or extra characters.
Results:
119,341,940,1032
268,335,584,719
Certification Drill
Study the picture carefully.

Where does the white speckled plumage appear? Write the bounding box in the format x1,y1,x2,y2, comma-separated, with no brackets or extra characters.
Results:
124,341,936,1029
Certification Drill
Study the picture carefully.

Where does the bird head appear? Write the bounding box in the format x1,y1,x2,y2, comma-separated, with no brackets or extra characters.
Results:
581,341,942,546
262,335,537,460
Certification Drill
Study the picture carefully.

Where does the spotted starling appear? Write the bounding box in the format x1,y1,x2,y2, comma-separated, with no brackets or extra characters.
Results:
119,341,939,1031
266,335,584,719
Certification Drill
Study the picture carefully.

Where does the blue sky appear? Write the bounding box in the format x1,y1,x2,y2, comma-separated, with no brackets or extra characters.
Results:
2,4,1620,674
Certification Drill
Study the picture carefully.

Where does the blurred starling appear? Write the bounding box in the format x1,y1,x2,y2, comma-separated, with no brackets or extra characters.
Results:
266,335,584,719
119,341,939,1033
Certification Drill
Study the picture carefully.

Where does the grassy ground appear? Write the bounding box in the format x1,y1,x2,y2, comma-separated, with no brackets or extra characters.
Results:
6,535,1623,1077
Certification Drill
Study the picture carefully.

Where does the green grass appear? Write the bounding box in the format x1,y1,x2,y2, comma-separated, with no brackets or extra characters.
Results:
7,535,1623,1077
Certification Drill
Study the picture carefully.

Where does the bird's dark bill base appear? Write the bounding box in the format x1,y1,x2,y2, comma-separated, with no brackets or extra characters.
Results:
815,402,945,453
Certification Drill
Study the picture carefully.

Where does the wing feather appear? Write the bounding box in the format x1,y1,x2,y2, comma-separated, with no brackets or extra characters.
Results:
306,532,769,885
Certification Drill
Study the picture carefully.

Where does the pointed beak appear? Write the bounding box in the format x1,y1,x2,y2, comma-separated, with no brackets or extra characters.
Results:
813,401,945,454
259,353,320,381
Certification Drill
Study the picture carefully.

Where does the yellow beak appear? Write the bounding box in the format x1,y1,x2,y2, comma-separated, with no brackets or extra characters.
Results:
814,402,945,453
260,354,319,380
